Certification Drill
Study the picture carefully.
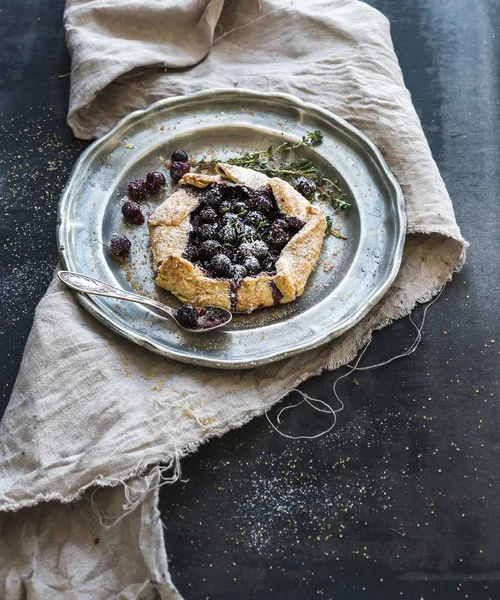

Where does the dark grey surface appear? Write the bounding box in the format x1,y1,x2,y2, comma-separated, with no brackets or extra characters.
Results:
0,1,499,599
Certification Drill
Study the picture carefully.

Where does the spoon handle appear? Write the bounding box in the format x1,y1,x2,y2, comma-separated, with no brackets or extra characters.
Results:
58,271,174,317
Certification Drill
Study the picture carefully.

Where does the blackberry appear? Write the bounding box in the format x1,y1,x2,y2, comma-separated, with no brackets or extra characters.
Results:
287,216,305,234
218,225,238,245
200,186,223,209
297,178,316,198
183,244,199,263
244,256,260,275
171,150,189,163
146,171,166,193
232,200,247,215
121,201,145,225
250,191,274,213
199,207,218,224
222,212,238,226
246,210,265,227
109,235,131,257
251,240,269,260
128,179,148,201
268,226,289,250
209,254,234,278
170,161,190,183
197,223,218,242
233,265,247,280
219,200,232,213
198,240,222,260
242,224,257,240
176,304,198,328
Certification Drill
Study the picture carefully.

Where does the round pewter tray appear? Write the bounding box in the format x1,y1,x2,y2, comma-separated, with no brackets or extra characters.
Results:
57,89,405,369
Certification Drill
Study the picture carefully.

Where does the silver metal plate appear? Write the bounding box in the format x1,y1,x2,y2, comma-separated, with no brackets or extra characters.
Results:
57,89,405,369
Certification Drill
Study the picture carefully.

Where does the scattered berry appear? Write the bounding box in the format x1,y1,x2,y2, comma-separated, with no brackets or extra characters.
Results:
121,201,144,225
128,179,148,200
170,161,190,183
176,304,198,328
146,171,166,193
297,178,316,198
171,150,189,163
109,235,131,257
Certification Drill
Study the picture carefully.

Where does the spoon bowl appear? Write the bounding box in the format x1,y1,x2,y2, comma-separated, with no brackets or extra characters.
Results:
57,271,232,332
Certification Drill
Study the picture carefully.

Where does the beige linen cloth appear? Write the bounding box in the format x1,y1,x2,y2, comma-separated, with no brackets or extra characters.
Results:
0,0,467,598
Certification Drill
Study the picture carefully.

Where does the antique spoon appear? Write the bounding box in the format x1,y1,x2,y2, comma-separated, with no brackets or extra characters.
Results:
58,271,232,332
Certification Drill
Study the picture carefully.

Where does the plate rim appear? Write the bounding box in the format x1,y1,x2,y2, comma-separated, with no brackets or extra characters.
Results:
57,88,406,369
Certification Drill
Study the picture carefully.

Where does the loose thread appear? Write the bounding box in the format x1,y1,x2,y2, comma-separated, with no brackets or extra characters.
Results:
90,456,182,530
267,286,446,441
213,5,282,45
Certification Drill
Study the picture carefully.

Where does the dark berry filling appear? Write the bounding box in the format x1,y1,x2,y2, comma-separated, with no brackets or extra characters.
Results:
182,183,305,280
110,235,131,257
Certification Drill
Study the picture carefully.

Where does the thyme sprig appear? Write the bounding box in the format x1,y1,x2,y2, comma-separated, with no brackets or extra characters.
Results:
195,130,351,212
325,215,347,240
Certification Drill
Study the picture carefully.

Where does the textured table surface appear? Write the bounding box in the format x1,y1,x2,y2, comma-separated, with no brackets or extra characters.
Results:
1,1,499,599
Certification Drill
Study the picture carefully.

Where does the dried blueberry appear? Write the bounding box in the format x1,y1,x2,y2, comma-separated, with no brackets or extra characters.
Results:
171,150,189,163
176,304,198,328
121,201,145,225
244,256,261,275
199,240,222,260
297,178,316,198
209,254,234,278
110,235,131,257
198,223,218,241
146,171,166,193
218,225,238,245
128,179,148,201
287,215,305,234
233,265,247,280
246,210,265,227
268,226,289,250
183,244,199,263
170,161,190,183
199,207,218,224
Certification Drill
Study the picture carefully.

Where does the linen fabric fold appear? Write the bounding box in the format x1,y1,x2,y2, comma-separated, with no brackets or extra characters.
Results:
0,0,467,598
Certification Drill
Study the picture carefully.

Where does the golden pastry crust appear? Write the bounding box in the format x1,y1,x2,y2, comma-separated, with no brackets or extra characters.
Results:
148,163,326,313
